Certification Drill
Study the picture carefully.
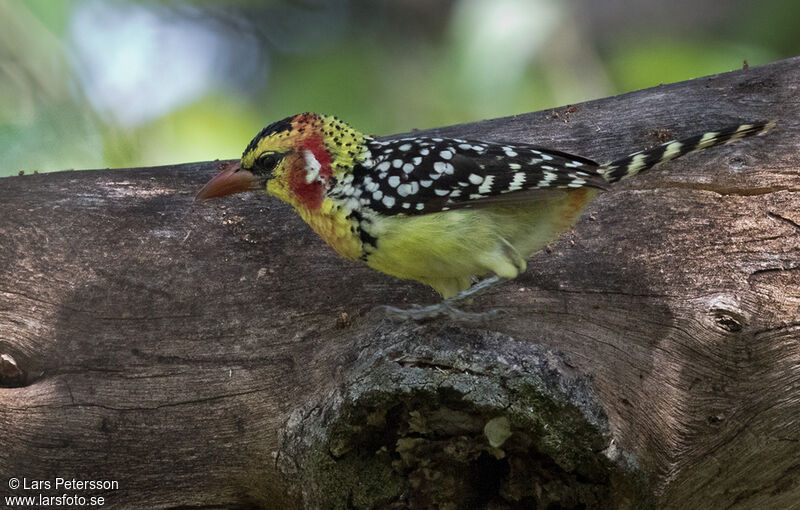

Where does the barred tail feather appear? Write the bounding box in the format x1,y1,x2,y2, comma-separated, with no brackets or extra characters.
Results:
600,120,776,183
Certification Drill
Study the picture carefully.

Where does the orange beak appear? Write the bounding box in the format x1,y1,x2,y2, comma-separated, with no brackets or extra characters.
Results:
195,161,262,200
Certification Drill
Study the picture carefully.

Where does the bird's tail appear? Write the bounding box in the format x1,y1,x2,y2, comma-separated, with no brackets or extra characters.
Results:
599,120,776,184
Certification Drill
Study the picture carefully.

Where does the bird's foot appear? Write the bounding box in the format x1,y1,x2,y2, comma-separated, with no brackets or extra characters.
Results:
379,275,510,322
380,302,503,322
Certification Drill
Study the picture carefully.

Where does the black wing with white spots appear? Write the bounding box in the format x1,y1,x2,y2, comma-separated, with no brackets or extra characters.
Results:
332,136,607,215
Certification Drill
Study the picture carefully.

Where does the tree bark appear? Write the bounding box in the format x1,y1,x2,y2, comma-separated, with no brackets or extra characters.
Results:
1,57,798,509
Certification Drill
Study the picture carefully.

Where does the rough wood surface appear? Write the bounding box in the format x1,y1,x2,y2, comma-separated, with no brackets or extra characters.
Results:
1,57,798,509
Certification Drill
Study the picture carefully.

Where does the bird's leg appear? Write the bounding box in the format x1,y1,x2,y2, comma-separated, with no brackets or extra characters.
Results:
448,275,507,304
382,275,508,321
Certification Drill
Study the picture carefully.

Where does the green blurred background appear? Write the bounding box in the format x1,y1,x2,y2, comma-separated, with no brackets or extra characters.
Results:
1,0,798,176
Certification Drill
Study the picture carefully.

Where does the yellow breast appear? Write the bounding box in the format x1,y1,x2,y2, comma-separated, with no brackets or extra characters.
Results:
294,198,363,261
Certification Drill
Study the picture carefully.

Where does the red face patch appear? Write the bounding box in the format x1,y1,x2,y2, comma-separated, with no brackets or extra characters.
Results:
287,135,332,210
302,135,333,181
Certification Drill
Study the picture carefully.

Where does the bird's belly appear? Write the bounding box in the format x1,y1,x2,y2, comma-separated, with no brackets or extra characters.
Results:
364,189,596,296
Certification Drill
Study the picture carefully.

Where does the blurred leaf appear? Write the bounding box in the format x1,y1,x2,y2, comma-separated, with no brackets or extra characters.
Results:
124,95,264,167
0,0,796,176
607,38,776,92
22,0,74,34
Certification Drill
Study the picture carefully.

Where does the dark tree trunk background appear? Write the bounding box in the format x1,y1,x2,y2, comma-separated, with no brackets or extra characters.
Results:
1,57,798,509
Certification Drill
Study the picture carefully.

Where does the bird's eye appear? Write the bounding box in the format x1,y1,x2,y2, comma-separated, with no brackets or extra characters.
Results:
253,152,281,173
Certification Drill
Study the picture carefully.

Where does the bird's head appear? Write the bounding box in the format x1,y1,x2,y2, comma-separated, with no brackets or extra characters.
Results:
196,113,368,211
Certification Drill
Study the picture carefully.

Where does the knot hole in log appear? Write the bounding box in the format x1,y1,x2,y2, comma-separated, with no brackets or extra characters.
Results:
275,323,651,509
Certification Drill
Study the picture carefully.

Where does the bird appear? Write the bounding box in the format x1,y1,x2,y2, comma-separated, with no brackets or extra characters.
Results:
196,113,775,319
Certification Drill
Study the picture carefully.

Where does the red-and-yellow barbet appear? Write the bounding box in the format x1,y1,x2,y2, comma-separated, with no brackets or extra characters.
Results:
197,113,774,319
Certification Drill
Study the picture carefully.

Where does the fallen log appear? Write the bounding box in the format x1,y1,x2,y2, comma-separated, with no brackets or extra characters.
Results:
1,56,798,509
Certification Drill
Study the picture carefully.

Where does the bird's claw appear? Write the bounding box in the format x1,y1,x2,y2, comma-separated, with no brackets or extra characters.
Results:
379,302,503,322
